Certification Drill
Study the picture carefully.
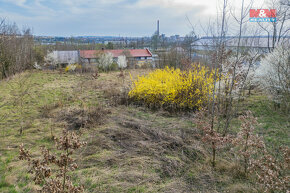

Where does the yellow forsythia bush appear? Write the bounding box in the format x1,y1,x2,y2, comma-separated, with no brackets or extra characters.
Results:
129,65,217,110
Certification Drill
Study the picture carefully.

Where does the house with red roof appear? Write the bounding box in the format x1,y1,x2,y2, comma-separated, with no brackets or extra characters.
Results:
79,49,153,65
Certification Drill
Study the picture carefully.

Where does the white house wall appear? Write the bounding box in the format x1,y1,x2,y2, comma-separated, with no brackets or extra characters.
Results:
47,51,80,64
55,51,79,64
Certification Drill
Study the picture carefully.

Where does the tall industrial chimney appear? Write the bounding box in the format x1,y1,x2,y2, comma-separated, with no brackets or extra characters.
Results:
157,20,160,36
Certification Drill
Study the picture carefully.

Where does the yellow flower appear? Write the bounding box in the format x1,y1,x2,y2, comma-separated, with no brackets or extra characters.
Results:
128,65,219,110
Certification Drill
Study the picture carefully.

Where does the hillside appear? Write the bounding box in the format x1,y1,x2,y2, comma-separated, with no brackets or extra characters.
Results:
0,70,289,193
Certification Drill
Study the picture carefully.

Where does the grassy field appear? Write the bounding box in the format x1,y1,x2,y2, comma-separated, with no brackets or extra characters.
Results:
0,70,289,193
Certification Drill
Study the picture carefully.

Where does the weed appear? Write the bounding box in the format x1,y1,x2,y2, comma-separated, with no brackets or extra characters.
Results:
19,130,86,192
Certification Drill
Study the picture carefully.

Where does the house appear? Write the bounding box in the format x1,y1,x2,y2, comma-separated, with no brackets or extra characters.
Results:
45,51,80,67
79,49,153,65
44,49,153,68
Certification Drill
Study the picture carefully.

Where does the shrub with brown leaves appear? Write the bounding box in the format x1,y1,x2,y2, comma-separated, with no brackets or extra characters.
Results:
249,147,289,192
231,111,266,175
19,130,86,193
92,69,100,79
195,110,231,167
231,111,289,192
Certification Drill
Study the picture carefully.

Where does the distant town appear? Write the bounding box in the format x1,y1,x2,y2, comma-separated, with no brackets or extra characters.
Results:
34,34,184,46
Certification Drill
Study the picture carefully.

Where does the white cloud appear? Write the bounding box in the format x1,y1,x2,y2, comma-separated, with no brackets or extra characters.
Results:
0,0,271,36
3,0,27,6
133,0,216,15
2,0,28,8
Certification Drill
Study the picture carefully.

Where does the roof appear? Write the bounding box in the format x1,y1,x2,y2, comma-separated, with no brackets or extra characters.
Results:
79,50,97,59
80,49,152,59
192,37,290,48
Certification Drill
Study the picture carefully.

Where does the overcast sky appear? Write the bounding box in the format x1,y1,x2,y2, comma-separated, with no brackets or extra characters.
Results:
0,0,267,37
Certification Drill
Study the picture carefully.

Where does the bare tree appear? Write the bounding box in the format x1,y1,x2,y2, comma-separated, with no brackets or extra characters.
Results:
0,18,35,79
8,72,33,135
223,0,254,134
258,0,290,51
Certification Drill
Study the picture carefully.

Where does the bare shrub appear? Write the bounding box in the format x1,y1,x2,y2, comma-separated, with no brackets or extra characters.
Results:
19,130,86,192
9,73,33,135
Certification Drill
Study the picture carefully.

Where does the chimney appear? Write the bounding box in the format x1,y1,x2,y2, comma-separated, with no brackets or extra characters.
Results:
157,20,160,36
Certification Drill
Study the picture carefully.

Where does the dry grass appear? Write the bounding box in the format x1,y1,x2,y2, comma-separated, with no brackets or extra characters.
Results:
0,69,287,192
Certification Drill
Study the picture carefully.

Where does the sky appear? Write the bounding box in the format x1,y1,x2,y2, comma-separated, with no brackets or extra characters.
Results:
0,0,267,37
